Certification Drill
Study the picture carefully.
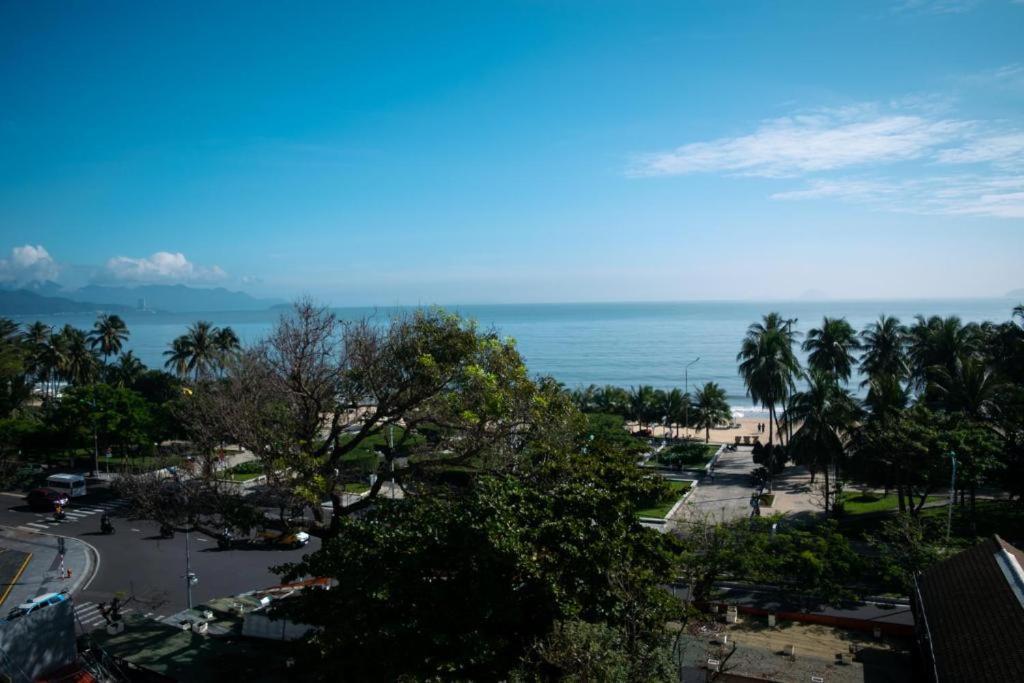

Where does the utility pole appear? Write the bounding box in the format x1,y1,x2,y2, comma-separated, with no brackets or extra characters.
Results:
946,451,957,544
684,357,700,439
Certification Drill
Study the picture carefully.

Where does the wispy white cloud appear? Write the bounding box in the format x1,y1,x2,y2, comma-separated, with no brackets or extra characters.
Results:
773,175,1024,218
99,251,227,284
958,63,1024,92
634,99,1024,219
935,132,1024,166
631,106,969,178
894,0,982,14
0,244,60,283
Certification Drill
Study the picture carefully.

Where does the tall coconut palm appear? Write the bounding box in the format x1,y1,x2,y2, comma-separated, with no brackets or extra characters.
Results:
803,317,859,383
212,325,241,373
628,385,657,432
907,315,978,395
113,350,146,388
660,387,687,438
691,382,731,443
859,315,908,387
737,312,802,444
58,325,99,386
163,336,191,379
88,314,130,363
930,355,1007,425
786,371,860,515
862,373,910,424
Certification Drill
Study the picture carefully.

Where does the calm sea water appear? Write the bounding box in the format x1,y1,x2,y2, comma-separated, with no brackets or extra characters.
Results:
14,299,1020,412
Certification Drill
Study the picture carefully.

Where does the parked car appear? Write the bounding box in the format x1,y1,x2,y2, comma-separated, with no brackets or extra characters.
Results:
256,529,310,549
5,592,68,620
25,488,69,511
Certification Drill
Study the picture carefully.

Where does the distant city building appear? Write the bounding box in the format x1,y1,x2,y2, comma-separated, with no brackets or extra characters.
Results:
913,535,1024,681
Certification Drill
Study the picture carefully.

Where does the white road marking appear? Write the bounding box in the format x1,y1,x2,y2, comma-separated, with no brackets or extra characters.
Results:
131,528,141,532
25,522,49,529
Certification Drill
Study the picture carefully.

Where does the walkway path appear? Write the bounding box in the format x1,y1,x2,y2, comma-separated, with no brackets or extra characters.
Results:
669,447,758,526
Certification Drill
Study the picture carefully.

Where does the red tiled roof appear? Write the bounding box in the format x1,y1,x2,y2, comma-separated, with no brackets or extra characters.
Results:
916,535,1024,681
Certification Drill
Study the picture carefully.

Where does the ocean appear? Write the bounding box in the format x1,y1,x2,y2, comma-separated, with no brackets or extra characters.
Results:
12,299,1020,413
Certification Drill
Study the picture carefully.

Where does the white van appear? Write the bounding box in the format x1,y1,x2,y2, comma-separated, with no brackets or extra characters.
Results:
46,473,87,498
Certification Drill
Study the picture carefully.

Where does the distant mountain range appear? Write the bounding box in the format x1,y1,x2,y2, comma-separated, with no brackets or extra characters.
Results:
0,288,137,315
0,282,285,315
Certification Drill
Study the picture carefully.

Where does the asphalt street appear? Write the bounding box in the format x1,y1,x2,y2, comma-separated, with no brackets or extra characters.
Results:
0,485,321,632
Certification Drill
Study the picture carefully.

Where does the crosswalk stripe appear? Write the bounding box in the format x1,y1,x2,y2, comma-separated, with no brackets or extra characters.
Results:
16,525,37,532
26,522,49,529
65,512,89,518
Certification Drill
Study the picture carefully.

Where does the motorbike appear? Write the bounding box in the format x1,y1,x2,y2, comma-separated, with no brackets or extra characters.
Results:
159,523,175,539
100,517,115,535
53,508,67,521
217,529,233,551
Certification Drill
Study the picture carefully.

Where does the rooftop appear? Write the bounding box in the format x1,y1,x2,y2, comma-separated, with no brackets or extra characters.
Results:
915,535,1024,681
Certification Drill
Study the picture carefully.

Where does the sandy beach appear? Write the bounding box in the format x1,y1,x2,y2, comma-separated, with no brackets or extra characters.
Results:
625,416,770,445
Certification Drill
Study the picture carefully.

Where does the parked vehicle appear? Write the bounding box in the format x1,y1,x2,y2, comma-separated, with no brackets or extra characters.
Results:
5,592,68,621
25,488,69,511
45,473,87,498
256,529,310,549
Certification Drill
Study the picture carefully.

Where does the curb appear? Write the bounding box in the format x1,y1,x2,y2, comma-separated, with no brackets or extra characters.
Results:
0,524,100,596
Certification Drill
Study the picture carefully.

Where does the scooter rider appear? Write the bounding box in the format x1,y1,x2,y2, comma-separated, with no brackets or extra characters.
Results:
53,503,66,521
101,513,114,534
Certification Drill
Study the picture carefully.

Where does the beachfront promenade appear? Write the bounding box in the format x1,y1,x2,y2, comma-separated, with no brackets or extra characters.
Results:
668,446,820,526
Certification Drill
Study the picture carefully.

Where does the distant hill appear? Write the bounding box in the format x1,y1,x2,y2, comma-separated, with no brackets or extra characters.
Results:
0,289,136,315
68,284,285,312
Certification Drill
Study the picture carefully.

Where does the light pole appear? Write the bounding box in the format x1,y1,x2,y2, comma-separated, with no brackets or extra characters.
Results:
946,451,957,543
684,357,700,439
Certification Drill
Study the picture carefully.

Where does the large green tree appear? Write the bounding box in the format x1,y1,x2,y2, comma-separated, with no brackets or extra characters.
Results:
274,442,679,681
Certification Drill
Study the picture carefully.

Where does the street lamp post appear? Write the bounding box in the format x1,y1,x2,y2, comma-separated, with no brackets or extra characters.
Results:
946,451,958,543
684,357,700,439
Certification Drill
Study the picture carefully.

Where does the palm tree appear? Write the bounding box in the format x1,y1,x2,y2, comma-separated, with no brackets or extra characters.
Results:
58,325,99,386
212,326,241,373
737,312,802,444
862,373,910,423
113,351,146,388
88,314,130,363
786,371,860,515
859,315,908,387
930,355,1007,425
691,382,731,443
163,336,191,379
804,317,860,384
907,315,978,395
628,385,657,432
660,388,687,438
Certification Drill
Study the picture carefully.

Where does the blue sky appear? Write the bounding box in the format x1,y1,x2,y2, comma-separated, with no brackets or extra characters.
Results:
1,0,1022,304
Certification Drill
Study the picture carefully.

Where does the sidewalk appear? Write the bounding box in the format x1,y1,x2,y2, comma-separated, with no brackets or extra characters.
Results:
0,526,97,610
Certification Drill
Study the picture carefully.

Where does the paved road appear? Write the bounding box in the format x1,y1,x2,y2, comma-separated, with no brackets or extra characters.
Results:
0,485,320,633
670,447,758,526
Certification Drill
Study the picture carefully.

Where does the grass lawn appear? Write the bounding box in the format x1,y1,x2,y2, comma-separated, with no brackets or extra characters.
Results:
342,482,370,494
638,480,692,518
838,497,1024,547
839,491,943,515
654,443,719,470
